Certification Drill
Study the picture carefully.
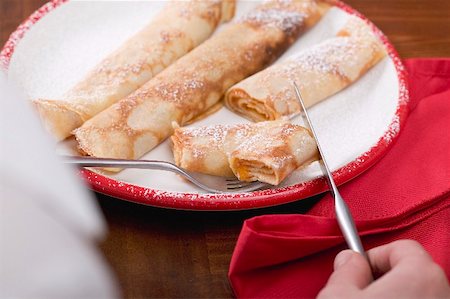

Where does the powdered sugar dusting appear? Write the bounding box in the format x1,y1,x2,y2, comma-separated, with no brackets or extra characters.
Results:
239,9,305,34
383,115,400,143
275,37,358,83
183,123,236,146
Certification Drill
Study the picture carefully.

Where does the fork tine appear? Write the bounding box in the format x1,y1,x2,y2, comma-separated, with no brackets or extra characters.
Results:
225,177,256,184
227,184,251,189
225,177,254,186
226,181,255,187
227,180,260,188
227,181,269,192
225,177,241,182
226,179,252,185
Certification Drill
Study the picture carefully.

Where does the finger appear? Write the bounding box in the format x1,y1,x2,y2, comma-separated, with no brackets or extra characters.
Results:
367,260,450,298
364,241,450,298
318,250,372,298
367,240,432,275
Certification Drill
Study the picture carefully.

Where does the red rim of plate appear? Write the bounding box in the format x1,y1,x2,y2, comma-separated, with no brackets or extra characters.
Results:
1,0,410,211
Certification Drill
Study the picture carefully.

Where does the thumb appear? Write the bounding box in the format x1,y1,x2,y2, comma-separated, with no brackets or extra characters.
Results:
318,250,373,298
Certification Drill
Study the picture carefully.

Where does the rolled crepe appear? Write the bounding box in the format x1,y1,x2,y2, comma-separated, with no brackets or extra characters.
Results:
33,0,236,140
74,0,329,160
225,16,387,121
171,120,319,185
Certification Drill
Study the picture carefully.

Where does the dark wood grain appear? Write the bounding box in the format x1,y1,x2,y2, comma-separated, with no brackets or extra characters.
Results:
1,1,449,298
344,0,450,58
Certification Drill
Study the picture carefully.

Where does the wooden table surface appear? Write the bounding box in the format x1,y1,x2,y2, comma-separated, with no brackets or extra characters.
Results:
2,1,449,298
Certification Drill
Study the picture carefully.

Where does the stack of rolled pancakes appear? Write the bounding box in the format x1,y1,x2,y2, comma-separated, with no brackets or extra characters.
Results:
73,0,327,162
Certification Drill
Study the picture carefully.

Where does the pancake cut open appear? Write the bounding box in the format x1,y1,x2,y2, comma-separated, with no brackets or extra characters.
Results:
171,120,319,185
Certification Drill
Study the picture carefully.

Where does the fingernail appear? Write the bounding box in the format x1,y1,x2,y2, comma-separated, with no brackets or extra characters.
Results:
334,250,353,269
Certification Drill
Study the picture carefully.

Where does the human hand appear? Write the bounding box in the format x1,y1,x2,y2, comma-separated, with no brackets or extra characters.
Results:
317,240,450,299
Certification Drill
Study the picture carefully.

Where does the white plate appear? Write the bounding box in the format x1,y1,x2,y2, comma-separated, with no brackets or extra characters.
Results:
3,1,409,210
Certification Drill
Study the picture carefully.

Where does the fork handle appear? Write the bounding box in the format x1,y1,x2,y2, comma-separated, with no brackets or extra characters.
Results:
62,156,234,194
62,156,184,174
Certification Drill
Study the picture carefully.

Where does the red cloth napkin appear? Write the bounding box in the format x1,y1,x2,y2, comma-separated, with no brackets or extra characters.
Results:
228,58,450,298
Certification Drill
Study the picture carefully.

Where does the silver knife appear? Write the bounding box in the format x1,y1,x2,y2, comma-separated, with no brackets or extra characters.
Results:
293,82,369,260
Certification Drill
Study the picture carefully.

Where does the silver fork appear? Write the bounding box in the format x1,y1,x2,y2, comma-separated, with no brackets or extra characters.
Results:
62,156,268,193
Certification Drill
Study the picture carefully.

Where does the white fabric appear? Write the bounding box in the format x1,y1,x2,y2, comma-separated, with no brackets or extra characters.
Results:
0,73,119,298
